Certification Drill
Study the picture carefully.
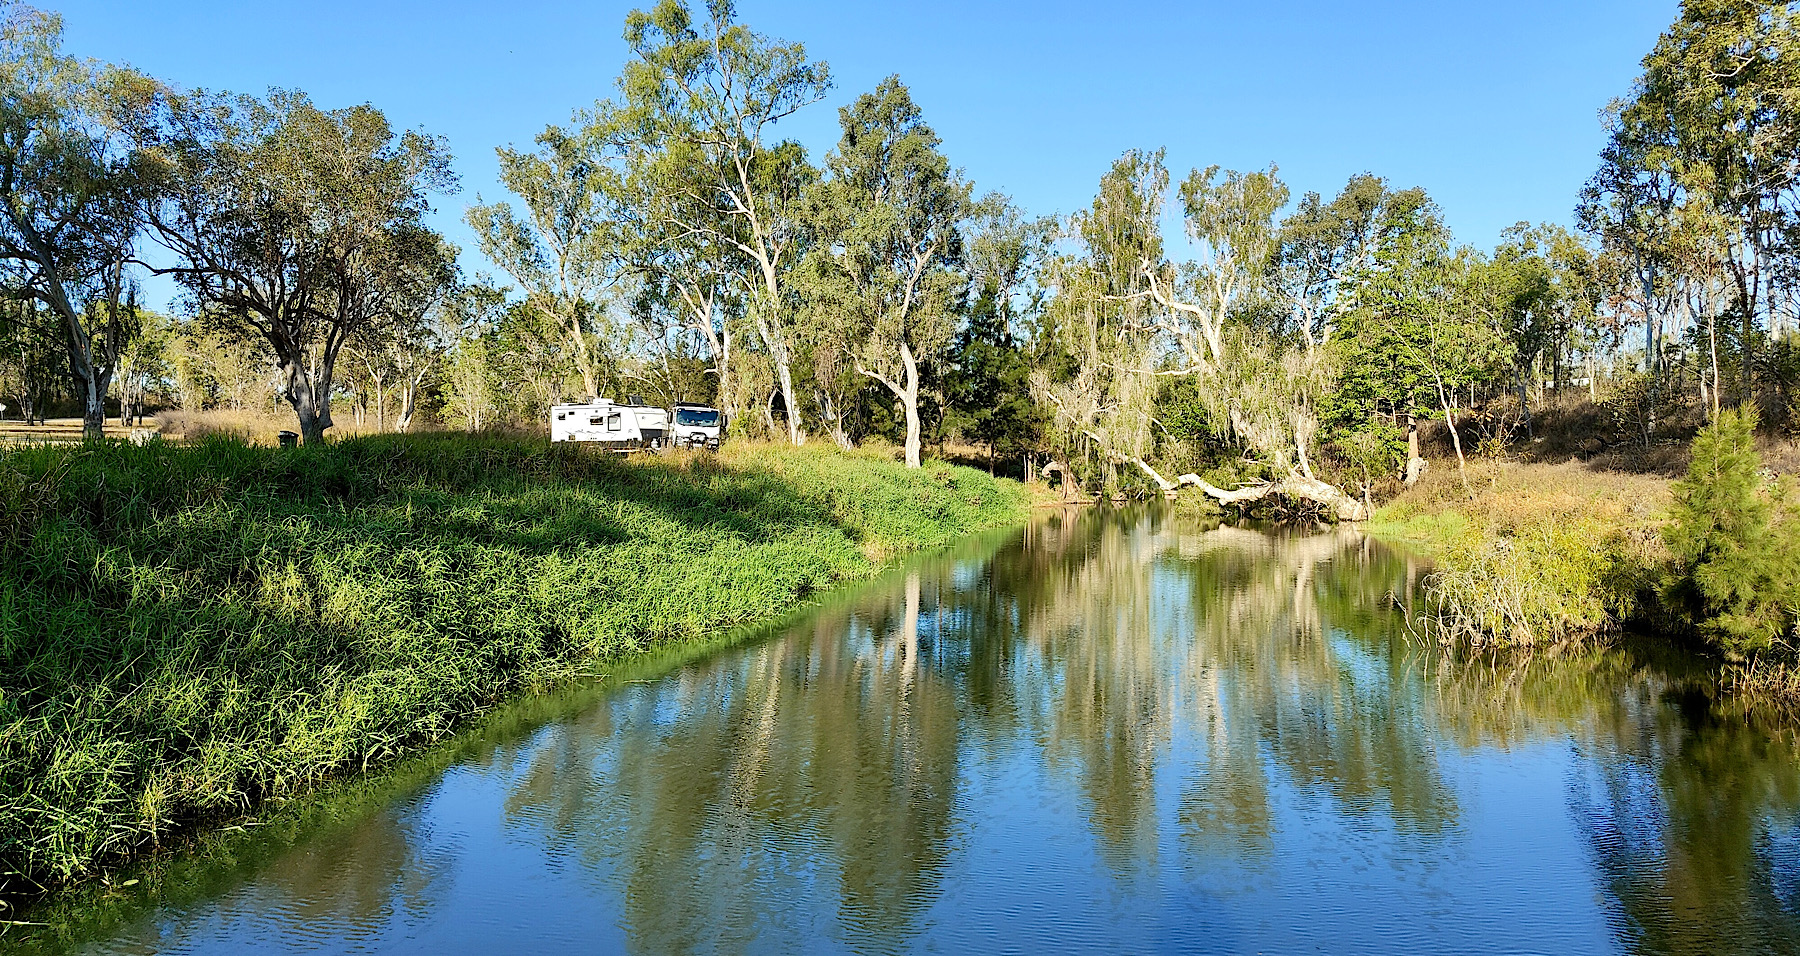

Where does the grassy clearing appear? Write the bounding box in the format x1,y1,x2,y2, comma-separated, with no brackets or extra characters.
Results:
1369,460,1672,645
0,434,1028,900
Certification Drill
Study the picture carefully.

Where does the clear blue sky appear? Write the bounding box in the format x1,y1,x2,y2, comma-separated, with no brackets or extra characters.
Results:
55,0,1677,309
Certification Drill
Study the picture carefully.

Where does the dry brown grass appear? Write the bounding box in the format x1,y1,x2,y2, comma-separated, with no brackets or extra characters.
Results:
1372,458,1673,646
1384,458,1672,534
1762,437,1800,476
153,408,407,444
0,417,154,444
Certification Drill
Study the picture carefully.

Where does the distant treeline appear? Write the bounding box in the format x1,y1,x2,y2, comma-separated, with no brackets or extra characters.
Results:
0,0,1796,495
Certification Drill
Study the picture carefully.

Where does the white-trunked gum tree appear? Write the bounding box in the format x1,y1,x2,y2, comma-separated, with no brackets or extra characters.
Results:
797,76,969,469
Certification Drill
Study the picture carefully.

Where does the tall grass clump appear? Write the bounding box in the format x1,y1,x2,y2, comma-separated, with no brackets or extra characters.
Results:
0,434,1028,898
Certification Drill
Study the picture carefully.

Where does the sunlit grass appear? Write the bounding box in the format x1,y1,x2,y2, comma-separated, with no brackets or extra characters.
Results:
1370,459,1671,646
0,434,1028,896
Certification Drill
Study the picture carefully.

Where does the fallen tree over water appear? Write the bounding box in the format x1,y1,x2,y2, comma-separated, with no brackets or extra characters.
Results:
1089,433,1368,521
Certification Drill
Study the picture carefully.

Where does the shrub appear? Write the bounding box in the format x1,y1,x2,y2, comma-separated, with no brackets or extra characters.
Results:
1662,406,1800,657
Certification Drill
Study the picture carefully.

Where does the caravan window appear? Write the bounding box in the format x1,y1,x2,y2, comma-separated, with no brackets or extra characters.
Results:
557,412,565,421
607,413,623,430
589,415,603,426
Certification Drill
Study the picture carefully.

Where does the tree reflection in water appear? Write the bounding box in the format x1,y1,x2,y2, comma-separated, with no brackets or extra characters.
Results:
29,507,1800,956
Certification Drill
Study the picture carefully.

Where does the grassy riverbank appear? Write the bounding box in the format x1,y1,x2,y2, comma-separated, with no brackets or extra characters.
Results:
0,435,1030,900
1368,460,1672,645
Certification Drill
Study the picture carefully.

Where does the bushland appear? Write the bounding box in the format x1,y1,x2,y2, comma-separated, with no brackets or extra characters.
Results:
1376,406,1800,670
0,434,1028,898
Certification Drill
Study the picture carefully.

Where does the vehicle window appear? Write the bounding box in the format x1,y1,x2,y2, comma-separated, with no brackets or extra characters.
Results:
607,413,622,430
589,416,602,426
675,409,720,426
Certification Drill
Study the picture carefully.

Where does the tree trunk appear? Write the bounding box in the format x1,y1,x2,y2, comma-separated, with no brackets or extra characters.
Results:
281,357,333,446
1708,307,1721,421
1404,412,1426,485
395,373,422,433
1178,472,1368,522
564,303,600,402
48,289,109,442
771,332,802,445
751,259,803,445
80,368,108,442
1437,382,1470,494
900,343,921,469
1043,460,1081,500
1514,369,1533,438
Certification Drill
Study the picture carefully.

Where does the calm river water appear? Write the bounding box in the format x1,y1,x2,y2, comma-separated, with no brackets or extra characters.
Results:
14,508,1800,955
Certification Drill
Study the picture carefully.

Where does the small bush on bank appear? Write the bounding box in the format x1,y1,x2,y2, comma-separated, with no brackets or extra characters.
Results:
0,434,1028,897
1662,407,1800,657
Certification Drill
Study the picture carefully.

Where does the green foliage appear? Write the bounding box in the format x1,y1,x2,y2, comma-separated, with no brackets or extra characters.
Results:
144,87,458,443
0,3,155,435
0,434,1027,894
1663,406,1800,656
465,118,623,401
1423,514,1644,646
1581,1,1800,419
943,280,1044,465
795,75,969,466
1373,462,1668,646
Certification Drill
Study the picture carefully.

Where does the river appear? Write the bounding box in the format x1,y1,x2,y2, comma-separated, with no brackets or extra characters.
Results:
12,507,1800,955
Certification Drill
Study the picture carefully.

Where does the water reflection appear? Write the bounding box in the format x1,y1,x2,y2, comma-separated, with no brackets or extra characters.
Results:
21,508,1800,955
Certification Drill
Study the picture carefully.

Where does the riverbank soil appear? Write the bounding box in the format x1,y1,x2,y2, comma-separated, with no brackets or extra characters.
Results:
0,435,1030,902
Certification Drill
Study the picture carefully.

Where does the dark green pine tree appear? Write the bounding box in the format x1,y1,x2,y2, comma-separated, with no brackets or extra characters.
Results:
1663,406,1799,656
944,280,1046,475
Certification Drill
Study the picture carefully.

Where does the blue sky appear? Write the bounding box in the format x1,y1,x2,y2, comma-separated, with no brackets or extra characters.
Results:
56,0,1676,309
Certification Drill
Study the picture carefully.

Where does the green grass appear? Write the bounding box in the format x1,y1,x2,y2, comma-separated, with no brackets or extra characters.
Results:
1368,459,1670,646
0,434,1029,899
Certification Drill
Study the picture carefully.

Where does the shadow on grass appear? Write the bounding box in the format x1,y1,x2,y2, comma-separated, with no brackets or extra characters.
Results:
0,433,1026,906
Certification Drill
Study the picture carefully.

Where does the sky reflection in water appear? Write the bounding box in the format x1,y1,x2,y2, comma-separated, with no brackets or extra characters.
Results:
27,508,1800,956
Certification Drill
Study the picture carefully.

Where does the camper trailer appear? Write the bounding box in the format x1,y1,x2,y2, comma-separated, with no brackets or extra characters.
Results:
671,403,723,450
550,398,669,448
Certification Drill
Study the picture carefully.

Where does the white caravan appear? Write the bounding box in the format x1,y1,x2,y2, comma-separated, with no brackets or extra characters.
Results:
671,403,723,449
550,398,669,447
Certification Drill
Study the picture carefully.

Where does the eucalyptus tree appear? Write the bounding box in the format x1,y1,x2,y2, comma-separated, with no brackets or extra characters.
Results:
1034,149,1167,495
143,89,457,444
347,264,457,433
0,3,154,438
797,77,968,468
1488,223,1602,429
1585,0,1800,411
1273,173,1390,350
465,117,620,402
1066,154,1364,517
0,298,60,423
114,306,169,426
615,125,748,421
1334,193,1508,490
438,283,507,431
619,0,830,444
1147,164,1289,375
